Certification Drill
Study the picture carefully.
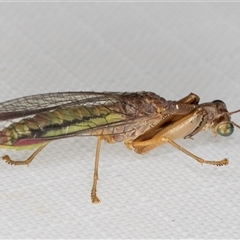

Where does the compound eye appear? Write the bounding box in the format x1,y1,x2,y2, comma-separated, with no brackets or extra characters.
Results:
212,99,226,106
217,122,234,137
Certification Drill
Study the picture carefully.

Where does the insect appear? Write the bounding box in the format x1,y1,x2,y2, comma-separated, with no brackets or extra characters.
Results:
0,91,239,203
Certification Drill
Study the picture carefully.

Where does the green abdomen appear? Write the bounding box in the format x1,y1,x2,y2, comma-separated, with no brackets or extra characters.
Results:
2,106,123,146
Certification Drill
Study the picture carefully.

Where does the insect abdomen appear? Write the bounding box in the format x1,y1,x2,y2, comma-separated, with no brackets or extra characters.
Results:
0,106,123,147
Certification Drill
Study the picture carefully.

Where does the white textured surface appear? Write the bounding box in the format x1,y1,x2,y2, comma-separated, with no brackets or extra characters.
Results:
0,3,240,238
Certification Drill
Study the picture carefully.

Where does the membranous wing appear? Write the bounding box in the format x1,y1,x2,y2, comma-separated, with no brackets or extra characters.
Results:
0,92,163,143
0,92,125,120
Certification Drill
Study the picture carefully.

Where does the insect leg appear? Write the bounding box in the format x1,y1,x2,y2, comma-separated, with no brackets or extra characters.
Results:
163,137,228,166
2,143,48,166
132,108,229,166
91,136,101,204
178,92,200,104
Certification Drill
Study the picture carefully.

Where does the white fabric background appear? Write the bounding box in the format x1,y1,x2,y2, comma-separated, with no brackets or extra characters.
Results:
0,2,240,239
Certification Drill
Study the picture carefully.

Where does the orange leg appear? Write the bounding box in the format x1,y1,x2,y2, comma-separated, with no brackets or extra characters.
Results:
133,136,228,166
91,137,102,204
132,108,228,166
2,143,48,166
